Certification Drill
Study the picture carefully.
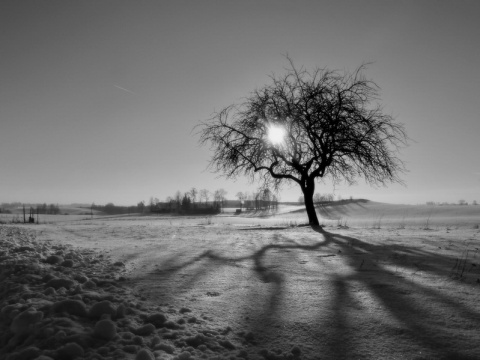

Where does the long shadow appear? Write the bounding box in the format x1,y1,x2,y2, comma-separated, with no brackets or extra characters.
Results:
326,276,350,359
150,227,332,304
316,229,480,359
132,226,480,359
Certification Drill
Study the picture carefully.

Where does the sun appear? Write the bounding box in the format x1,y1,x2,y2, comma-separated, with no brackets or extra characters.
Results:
267,125,285,145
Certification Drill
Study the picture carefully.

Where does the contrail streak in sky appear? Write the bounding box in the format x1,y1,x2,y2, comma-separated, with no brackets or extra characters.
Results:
113,85,136,95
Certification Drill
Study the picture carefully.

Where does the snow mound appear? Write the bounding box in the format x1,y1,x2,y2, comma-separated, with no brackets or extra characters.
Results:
0,226,302,360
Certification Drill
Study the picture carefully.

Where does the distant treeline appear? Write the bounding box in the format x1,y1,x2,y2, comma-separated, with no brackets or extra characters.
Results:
0,202,60,215
93,187,281,216
0,202,21,214
426,200,478,206
35,203,61,215
0,186,283,217
148,187,279,215
89,200,221,216
91,203,143,215
147,188,223,215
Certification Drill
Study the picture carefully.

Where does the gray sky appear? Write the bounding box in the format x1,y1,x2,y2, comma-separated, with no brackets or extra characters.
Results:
1,0,479,205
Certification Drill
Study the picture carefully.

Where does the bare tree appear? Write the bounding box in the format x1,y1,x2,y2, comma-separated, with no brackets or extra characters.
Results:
236,191,246,210
198,58,407,226
314,193,334,204
261,188,272,210
213,188,227,211
182,193,192,211
272,194,279,210
149,197,156,213
174,191,182,212
189,187,198,206
137,201,145,213
245,192,254,210
313,193,323,205
199,189,210,204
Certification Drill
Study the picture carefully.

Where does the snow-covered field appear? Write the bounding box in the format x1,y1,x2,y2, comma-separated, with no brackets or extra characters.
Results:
2,202,480,359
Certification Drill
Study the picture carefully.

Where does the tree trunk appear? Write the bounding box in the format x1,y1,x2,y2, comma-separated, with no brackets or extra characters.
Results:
302,181,320,227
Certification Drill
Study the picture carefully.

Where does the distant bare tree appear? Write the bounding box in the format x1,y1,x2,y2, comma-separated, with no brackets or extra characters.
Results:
253,191,262,210
313,193,323,205
198,57,408,227
149,197,155,212
189,187,198,206
261,188,272,210
272,194,279,210
182,193,192,211
244,192,254,210
213,188,227,210
236,191,246,210
199,189,210,204
175,191,182,211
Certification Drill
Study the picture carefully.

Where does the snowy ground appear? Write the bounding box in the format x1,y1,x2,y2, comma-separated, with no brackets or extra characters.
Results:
2,202,480,359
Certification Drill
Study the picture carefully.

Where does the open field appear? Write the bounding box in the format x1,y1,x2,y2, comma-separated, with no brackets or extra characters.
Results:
3,201,480,229
2,201,480,359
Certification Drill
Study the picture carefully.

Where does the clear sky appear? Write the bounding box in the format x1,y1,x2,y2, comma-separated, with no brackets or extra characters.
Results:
1,0,479,205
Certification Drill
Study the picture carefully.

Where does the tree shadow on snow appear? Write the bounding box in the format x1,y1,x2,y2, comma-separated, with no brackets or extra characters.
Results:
136,226,480,359
313,228,480,359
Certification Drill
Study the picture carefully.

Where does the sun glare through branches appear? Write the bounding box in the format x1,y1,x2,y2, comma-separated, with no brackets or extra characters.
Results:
267,125,286,145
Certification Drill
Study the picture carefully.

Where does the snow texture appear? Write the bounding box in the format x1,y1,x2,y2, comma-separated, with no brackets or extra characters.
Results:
0,226,301,360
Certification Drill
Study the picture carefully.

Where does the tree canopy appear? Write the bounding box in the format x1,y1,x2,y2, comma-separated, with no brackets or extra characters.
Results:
198,59,408,226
